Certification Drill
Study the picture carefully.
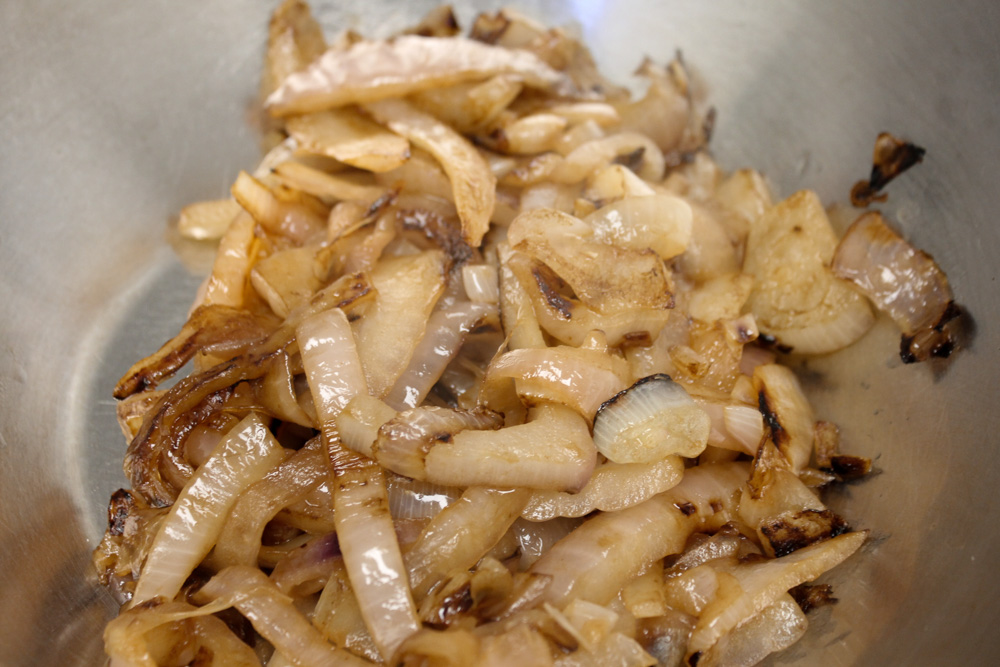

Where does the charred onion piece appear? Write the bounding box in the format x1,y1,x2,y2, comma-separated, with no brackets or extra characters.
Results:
850,132,926,206
832,210,961,363
592,374,710,464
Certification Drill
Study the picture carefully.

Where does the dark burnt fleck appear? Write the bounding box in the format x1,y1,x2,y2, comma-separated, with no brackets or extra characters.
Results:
709,500,723,513
702,107,717,144
429,584,474,627
597,373,674,417
758,390,787,447
622,331,653,348
850,132,926,207
790,583,837,613
434,432,453,443
674,501,697,516
755,333,793,354
688,651,702,666
827,454,872,481
107,489,135,536
761,510,850,557
613,147,646,171
531,265,575,319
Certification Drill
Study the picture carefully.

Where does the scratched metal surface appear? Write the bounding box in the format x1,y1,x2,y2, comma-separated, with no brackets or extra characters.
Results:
1,0,998,664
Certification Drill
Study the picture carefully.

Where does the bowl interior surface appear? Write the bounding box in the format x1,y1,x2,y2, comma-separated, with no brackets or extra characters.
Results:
1,1,998,665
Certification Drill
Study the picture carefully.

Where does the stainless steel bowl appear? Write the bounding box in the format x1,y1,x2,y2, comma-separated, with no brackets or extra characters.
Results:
2,1,998,664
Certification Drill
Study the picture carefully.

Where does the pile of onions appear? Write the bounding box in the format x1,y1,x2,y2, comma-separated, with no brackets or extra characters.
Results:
93,2,965,665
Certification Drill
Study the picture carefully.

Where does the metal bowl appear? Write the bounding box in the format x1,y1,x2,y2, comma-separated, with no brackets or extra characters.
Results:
2,1,998,664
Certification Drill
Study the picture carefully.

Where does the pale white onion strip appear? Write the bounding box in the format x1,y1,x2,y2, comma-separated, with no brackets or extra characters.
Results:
131,414,286,606
313,559,383,664
268,36,572,115
423,403,597,492
697,594,807,667
214,438,328,568
723,404,765,454
686,531,867,659
298,307,369,451
520,456,684,522
461,264,500,304
336,394,396,458
386,476,462,521
497,243,546,350
529,462,749,607
403,487,530,599
753,364,815,473
484,345,630,421
199,210,256,310
363,98,496,246
383,302,497,410
330,442,421,660
552,133,666,183
193,566,372,667
104,601,261,667
373,406,503,480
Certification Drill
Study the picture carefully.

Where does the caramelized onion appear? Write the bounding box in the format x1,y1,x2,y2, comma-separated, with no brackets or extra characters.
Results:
832,210,959,362
592,375,710,463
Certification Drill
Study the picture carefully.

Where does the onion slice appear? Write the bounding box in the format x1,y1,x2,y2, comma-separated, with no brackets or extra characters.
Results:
521,456,685,521
484,344,630,421
193,566,372,667
832,210,959,363
329,442,421,659
584,194,693,260
213,437,328,568
363,98,495,246
529,462,748,607
267,35,574,115
404,486,530,599
423,402,598,492
592,374,710,463
131,414,286,606
686,531,867,660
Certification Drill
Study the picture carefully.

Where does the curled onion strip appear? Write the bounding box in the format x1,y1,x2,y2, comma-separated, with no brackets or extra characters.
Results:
404,486,530,599
132,414,286,606
529,462,748,607
194,566,371,667
214,437,328,569
330,441,420,659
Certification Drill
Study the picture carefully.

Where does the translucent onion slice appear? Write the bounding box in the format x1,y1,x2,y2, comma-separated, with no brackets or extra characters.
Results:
272,161,387,204
404,487,530,599
285,108,411,173
103,601,260,667
329,443,421,660
484,345,630,421
512,516,584,569
193,566,372,667
373,406,503,479
521,456,684,521
685,531,867,660
335,394,396,458
423,402,597,492
752,364,815,473
131,414,285,606
552,132,666,183
383,302,497,410
363,98,495,246
231,171,326,245
592,374,710,463
267,35,573,115
213,438,328,568
462,264,500,304
269,532,340,596
743,190,874,354
697,594,807,667
177,198,241,241
831,210,958,362
298,307,368,428
200,210,256,309
312,559,382,663
584,194,693,260
386,476,462,521
529,462,748,606
351,250,446,397
723,404,765,454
